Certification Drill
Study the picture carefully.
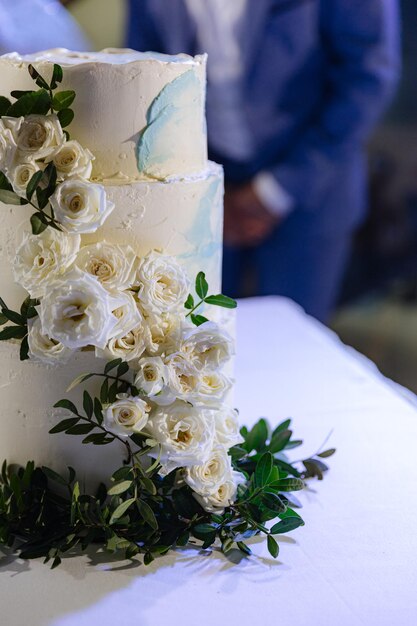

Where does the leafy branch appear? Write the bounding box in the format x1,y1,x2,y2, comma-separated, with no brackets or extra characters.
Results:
0,378,335,568
0,296,39,360
184,271,237,326
0,64,75,234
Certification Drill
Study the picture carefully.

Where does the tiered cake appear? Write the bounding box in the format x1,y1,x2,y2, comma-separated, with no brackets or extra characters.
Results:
0,49,231,487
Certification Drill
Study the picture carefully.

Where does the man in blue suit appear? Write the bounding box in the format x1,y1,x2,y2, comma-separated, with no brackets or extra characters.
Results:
127,0,400,321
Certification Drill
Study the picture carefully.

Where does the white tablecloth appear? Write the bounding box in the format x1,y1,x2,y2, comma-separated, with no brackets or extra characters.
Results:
2,297,417,626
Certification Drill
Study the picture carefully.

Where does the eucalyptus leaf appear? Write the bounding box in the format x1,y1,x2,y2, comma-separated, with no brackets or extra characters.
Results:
57,108,74,128
52,90,76,111
0,189,22,205
109,498,136,524
7,89,51,117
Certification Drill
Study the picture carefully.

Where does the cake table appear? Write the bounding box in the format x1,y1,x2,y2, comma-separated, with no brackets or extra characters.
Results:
2,296,417,626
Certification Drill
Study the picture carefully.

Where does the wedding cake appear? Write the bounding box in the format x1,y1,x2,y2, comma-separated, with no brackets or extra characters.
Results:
0,49,323,566
0,49,235,489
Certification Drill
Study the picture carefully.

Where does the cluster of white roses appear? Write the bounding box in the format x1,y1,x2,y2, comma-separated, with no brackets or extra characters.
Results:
1,112,244,512
0,114,114,233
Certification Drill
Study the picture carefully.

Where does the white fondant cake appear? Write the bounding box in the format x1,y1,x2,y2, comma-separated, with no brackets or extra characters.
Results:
0,49,235,485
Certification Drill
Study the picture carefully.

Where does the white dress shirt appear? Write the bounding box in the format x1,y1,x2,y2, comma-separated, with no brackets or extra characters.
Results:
184,0,293,217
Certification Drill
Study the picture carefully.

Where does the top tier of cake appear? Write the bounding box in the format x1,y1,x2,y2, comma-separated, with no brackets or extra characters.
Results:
0,48,208,181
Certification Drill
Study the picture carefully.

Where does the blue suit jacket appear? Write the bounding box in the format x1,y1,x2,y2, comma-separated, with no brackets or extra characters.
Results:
127,0,400,235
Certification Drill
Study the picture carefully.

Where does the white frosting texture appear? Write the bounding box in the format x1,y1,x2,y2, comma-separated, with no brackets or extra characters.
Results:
0,48,208,180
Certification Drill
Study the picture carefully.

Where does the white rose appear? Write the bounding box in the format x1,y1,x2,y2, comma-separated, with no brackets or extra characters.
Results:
184,446,233,496
146,401,215,472
75,242,137,292
180,321,234,371
3,115,65,161
50,178,114,234
136,251,190,314
38,269,118,349
135,356,169,398
0,121,16,172
214,407,244,448
108,291,143,340
9,161,41,197
13,229,80,298
142,311,181,356
194,371,233,407
96,323,146,363
46,140,94,180
27,317,75,366
193,471,245,513
165,353,200,403
104,394,150,439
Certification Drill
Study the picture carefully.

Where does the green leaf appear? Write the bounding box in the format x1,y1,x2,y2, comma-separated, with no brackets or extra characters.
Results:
184,294,194,309
0,308,25,325
66,372,93,392
271,478,305,492
20,296,39,320
0,172,12,191
269,429,292,454
244,418,269,452
53,399,78,415
0,313,8,326
190,314,208,327
0,189,22,205
237,541,252,556
66,423,94,436
26,170,44,202
7,89,51,117
107,480,133,496
82,433,114,445
272,418,291,438
195,271,209,299
52,90,76,111
42,466,68,486
94,397,103,425
83,391,93,418
100,378,109,404
143,552,154,566
204,294,237,309
0,326,27,340
28,64,50,90
117,361,129,377
105,358,122,374
260,491,287,514
192,523,217,540
267,534,279,558
30,213,49,235
270,516,305,535
10,90,34,99
255,452,273,487
0,95,11,116
137,499,158,530
49,417,80,434
109,497,136,524
57,108,74,128
317,448,336,459
50,64,64,89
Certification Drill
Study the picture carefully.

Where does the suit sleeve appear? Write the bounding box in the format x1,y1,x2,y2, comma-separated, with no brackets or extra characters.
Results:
126,0,165,52
267,0,401,212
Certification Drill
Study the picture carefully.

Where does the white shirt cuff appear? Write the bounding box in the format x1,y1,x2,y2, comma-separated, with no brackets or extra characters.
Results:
253,171,295,218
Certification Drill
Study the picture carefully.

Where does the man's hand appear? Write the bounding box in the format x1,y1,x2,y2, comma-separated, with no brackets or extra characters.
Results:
224,182,280,247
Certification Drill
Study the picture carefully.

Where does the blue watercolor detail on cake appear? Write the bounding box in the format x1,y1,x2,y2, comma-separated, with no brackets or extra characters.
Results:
137,70,200,177
177,176,223,280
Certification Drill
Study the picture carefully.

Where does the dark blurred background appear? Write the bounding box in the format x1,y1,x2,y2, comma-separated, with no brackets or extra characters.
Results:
2,0,417,392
